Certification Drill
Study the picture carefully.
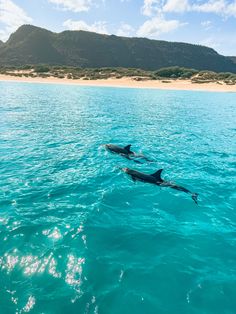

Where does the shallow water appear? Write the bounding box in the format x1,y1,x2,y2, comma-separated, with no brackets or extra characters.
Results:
0,82,236,314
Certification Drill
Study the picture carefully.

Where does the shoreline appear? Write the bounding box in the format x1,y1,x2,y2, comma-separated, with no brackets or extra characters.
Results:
1,74,236,93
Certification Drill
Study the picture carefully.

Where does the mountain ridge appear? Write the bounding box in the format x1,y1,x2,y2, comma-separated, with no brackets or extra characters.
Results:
0,24,235,73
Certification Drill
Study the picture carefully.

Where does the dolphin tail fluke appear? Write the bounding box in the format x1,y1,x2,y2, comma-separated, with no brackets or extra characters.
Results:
140,156,154,163
133,159,143,164
146,158,155,163
192,193,199,205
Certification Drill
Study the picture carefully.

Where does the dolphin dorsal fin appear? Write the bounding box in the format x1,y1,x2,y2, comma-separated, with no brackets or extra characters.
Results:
151,169,163,180
124,144,132,152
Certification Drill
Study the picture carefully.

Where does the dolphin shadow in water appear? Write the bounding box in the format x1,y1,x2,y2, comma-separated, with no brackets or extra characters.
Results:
105,144,153,164
122,167,199,204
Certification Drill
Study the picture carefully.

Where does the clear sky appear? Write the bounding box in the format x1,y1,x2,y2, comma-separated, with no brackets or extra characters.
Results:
0,0,236,56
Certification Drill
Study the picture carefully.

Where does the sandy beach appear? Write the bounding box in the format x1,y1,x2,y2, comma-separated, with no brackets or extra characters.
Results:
1,74,236,92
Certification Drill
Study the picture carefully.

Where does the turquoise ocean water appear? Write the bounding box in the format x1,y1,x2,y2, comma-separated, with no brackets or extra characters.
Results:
0,82,236,314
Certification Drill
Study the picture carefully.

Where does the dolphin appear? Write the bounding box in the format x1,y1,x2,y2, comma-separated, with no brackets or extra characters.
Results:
105,144,134,156
105,144,153,163
122,167,198,204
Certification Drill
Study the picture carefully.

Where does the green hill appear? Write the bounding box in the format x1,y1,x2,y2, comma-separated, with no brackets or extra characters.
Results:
229,57,236,64
0,24,236,73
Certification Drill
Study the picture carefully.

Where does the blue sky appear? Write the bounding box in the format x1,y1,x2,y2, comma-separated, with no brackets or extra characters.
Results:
0,0,236,56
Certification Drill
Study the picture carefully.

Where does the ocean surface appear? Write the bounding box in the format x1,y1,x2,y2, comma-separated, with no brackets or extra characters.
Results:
0,82,236,314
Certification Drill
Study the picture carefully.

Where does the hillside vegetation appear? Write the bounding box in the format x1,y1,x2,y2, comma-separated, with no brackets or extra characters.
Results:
0,25,236,73
229,57,236,64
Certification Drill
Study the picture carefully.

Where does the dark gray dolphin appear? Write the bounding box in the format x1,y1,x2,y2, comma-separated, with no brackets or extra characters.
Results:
105,144,153,163
122,167,198,204
105,144,134,156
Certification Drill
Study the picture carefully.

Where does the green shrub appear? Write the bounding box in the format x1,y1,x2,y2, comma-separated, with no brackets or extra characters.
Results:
155,66,198,78
34,65,50,73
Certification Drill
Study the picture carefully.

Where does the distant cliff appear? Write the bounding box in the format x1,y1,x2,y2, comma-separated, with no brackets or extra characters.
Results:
0,24,236,73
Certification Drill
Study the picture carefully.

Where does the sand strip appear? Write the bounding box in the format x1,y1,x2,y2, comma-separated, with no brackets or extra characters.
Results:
0,75,236,93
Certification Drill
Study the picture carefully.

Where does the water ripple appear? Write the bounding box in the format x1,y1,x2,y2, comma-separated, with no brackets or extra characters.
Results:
0,83,236,313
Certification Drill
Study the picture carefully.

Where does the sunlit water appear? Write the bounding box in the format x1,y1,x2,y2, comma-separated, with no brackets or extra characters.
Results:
0,82,236,314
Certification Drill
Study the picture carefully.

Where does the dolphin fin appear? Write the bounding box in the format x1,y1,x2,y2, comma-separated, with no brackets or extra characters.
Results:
124,145,132,152
151,169,163,181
